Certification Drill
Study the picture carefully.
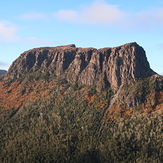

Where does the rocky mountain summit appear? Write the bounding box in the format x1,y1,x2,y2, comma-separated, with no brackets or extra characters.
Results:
4,42,155,90
2,42,163,115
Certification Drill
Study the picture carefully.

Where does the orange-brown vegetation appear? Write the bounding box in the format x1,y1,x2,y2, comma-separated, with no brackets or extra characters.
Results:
0,80,55,112
0,76,162,119
107,89,163,119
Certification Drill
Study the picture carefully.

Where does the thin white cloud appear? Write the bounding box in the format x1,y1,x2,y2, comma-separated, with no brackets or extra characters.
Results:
54,0,163,28
20,12,48,20
55,10,78,21
79,1,126,25
0,21,54,44
0,21,19,42
0,61,10,70
18,1,163,29
54,0,126,26
131,8,163,28
0,61,8,66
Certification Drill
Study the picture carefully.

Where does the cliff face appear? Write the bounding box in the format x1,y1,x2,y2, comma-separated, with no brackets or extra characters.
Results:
4,42,155,91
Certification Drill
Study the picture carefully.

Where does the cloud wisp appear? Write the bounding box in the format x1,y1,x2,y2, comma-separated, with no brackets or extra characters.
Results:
0,61,8,66
130,8,163,29
54,0,126,26
0,21,19,42
0,21,55,45
54,0,163,29
0,61,10,70
18,0,163,29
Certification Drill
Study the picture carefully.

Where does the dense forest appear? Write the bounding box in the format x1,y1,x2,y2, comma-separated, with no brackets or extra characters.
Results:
0,77,162,163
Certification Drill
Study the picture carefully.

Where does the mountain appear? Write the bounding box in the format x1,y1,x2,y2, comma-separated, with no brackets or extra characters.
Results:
4,42,155,89
0,69,7,75
2,42,162,115
0,42,163,162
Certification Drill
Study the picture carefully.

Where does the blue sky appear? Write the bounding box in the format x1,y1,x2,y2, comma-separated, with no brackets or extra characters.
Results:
0,0,163,74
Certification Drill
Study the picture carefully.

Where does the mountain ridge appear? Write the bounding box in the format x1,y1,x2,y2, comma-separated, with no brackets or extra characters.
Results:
4,42,155,90
1,42,163,116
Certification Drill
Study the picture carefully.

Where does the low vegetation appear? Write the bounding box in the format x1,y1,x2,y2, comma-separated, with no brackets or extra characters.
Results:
0,78,162,163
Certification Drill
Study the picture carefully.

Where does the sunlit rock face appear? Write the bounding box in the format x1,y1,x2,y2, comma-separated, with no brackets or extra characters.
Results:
4,42,155,92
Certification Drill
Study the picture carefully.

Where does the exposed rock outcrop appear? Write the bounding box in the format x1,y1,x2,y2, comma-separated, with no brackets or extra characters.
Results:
4,42,155,92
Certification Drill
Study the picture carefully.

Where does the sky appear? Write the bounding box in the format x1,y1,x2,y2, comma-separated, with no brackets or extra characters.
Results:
0,0,163,74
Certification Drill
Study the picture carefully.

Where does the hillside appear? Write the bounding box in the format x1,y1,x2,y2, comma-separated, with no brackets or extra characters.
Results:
1,42,163,116
0,42,163,162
